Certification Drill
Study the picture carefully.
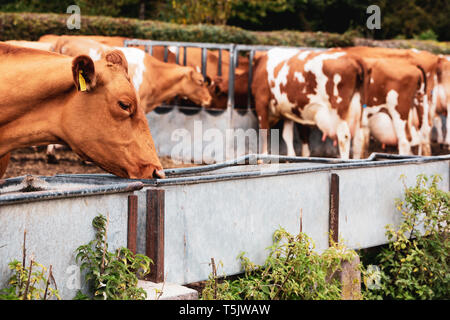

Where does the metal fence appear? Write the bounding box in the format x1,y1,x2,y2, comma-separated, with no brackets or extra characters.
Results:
123,39,326,111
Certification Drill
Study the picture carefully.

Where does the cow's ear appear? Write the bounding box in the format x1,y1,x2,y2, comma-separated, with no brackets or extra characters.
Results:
72,55,96,92
105,50,128,74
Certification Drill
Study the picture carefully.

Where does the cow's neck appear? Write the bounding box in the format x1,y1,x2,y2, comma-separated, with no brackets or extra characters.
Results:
142,57,187,107
0,54,74,156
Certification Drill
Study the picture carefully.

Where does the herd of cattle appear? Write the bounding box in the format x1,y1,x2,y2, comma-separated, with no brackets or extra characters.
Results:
0,34,449,180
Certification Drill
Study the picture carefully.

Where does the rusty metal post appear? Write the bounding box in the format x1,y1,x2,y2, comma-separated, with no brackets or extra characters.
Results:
329,173,339,246
146,189,165,283
127,195,138,254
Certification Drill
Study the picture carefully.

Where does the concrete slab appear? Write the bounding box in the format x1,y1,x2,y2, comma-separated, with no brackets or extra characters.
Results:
138,280,198,300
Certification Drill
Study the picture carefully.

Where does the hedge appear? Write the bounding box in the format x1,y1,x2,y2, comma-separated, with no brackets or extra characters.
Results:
0,12,448,54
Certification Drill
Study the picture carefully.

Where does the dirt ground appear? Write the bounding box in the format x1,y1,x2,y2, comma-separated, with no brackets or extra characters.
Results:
3,146,197,179
3,141,449,179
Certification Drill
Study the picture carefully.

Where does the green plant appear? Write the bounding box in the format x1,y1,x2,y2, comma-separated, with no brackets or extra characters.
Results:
363,174,450,300
202,227,358,300
0,231,60,300
75,214,152,300
414,29,439,41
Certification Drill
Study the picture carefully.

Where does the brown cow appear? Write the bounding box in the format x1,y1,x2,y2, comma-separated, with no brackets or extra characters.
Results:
0,43,164,179
436,56,450,145
52,37,212,112
359,57,427,155
40,34,178,64
341,46,439,155
252,48,367,159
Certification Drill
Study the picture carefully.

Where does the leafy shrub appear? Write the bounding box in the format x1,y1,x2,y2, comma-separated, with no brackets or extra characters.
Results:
75,214,152,300
202,227,359,300
0,260,60,300
414,29,439,41
363,174,450,300
0,231,60,300
0,11,354,48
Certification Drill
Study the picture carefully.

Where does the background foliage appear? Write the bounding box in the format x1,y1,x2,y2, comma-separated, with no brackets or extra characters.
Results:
0,0,448,41
202,228,358,300
362,175,450,300
0,12,448,54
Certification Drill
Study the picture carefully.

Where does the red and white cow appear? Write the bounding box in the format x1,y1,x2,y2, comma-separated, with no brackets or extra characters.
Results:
435,56,450,146
342,46,440,156
358,57,427,155
252,48,367,159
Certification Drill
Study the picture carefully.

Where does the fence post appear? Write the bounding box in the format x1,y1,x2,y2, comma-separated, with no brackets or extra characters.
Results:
127,195,138,254
146,188,165,283
329,173,339,246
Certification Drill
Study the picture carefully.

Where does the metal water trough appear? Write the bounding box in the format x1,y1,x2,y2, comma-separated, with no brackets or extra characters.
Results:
123,40,333,162
0,175,143,299
49,153,450,285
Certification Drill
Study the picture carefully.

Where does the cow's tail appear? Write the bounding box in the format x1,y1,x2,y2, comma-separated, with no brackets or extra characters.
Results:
353,54,370,109
414,64,428,129
416,64,427,95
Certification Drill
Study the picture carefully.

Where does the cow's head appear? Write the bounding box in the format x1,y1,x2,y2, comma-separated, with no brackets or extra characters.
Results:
61,50,165,179
179,68,212,107
207,75,228,109
207,69,250,109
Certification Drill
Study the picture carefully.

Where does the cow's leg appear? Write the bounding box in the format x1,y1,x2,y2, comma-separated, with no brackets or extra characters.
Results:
0,153,10,178
254,97,271,165
352,125,365,159
298,125,311,157
386,90,411,155
418,95,432,156
336,120,351,159
282,119,296,156
445,102,450,147
434,115,444,144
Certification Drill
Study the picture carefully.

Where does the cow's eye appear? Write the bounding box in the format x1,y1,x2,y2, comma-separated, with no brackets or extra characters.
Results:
118,101,131,111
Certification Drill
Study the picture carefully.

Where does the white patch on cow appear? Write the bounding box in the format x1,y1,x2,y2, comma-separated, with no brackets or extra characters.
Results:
196,66,201,73
333,74,342,103
266,48,300,116
303,51,346,108
297,51,311,61
385,90,411,155
115,47,146,92
411,48,421,53
88,48,101,61
168,46,177,54
347,92,361,135
294,71,305,83
370,77,374,84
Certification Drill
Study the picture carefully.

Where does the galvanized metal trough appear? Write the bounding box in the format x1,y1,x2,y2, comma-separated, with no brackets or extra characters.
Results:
0,175,143,299
41,153,450,287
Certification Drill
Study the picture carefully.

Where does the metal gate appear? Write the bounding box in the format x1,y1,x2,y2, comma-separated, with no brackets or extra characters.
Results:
123,40,329,162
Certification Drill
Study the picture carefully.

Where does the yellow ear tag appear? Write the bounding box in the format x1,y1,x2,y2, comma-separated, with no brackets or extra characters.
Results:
79,70,87,92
